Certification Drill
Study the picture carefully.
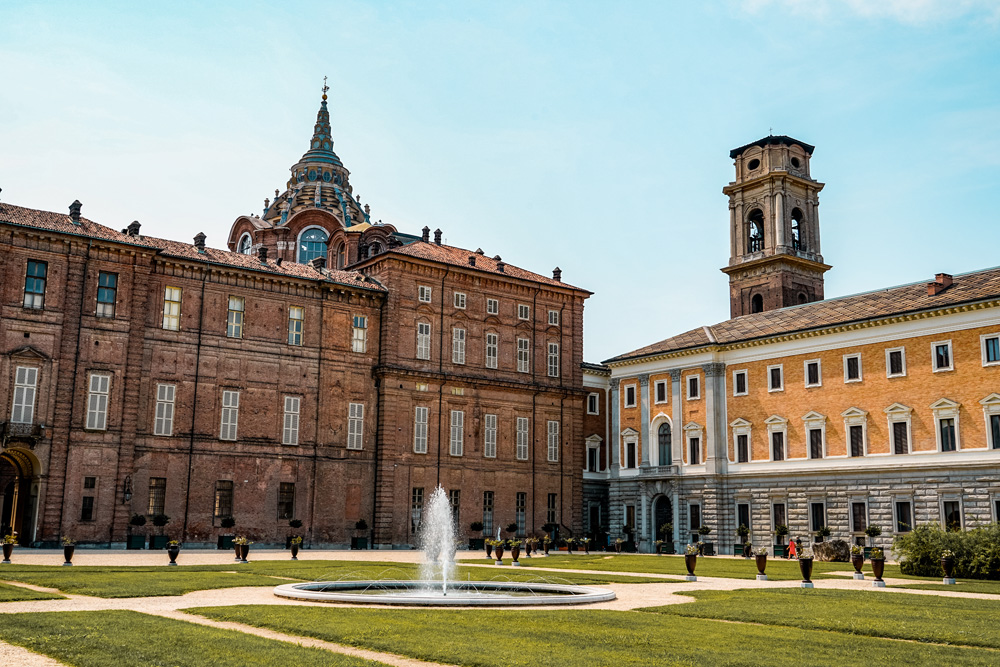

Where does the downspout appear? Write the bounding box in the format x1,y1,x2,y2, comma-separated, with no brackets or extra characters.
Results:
529,285,540,534
307,279,327,548
180,265,209,540
370,290,385,547
434,267,450,486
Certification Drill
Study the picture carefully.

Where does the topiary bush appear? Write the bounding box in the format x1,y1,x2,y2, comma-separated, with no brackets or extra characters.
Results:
894,524,1000,579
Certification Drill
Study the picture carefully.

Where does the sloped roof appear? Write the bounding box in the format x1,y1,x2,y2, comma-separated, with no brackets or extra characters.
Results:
606,266,1000,364
730,135,815,159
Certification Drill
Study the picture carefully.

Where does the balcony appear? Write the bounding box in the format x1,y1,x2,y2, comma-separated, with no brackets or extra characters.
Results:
1,422,45,448
639,465,678,478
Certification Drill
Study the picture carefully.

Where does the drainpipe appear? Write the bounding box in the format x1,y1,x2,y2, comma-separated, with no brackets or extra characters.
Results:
434,267,450,486
370,291,385,547
180,266,209,540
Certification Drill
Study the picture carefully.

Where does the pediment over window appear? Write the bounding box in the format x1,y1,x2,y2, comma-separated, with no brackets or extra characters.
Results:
730,418,751,428
929,398,960,411
801,411,826,423
764,415,788,425
980,393,1000,406
884,403,912,415
841,407,868,418
7,345,48,361
683,421,703,432
585,434,603,444
620,428,639,437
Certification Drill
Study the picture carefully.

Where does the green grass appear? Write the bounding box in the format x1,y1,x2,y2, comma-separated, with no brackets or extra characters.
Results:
642,588,1000,649
895,580,1000,595
0,610,382,667
0,580,64,601
188,605,1000,666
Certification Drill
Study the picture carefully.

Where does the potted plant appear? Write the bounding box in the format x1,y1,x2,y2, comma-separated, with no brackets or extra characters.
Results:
352,519,369,550
166,539,181,566
234,536,252,563
815,525,831,544
219,517,236,550
506,522,519,538
492,539,505,564
290,535,302,560
798,548,814,586
864,525,882,558
128,514,146,550
564,537,575,553
735,523,750,556
469,521,485,551
509,539,522,565
659,522,675,554
754,546,768,579
940,549,956,582
869,547,886,585
850,544,865,579
287,518,303,548
581,537,592,555
697,525,714,556
614,537,624,554
774,524,789,557
684,543,699,579
62,536,76,566
1,533,16,564
150,514,170,550
543,534,551,555
485,537,494,559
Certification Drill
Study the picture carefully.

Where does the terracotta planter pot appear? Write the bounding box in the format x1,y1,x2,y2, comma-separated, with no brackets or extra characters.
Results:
167,546,180,566
755,554,768,576
494,545,504,563
799,557,813,583
2,543,12,564
511,545,520,563
290,544,299,560
941,557,955,579
870,558,885,581
685,554,697,576
851,554,864,574
63,545,75,566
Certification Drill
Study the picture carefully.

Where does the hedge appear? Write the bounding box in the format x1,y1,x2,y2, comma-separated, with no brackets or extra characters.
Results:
894,524,1000,579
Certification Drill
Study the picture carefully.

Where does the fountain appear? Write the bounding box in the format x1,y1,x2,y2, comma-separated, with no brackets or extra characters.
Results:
273,486,615,606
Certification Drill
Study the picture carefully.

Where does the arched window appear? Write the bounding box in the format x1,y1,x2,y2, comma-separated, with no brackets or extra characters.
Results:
368,241,382,256
335,243,346,269
791,208,804,251
297,228,329,264
751,294,764,313
746,209,764,253
658,422,672,466
237,233,252,255
798,292,808,305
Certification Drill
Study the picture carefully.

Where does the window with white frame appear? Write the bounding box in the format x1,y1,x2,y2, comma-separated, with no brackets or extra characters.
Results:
733,370,748,396
730,418,751,463
416,322,431,360
413,406,429,453
449,410,464,456
282,396,300,445
482,491,494,534
517,304,530,320
688,503,702,542
219,390,239,440
547,342,559,378
842,407,868,457
654,380,667,404
884,403,912,455
347,403,364,450
453,292,466,309
932,340,953,372
485,332,498,369
683,423,703,465
803,412,826,459
982,333,1000,367
162,286,181,330
10,366,38,424
452,327,466,364
484,413,497,458
809,501,827,532
886,347,906,378
767,364,783,392
547,420,559,462
227,296,245,338
624,435,638,468
981,394,1000,449
930,398,961,452
850,500,868,534
942,498,963,531
843,353,862,383
804,359,822,387
587,393,600,415
686,375,700,400
486,298,498,315
765,416,787,461
586,436,602,472
624,384,636,408
548,310,559,326
288,306,304,346
418,285,432,303
86,373,111,430
96,271,117,318
23,260,47,309
351,315,367,353
516,338,530,373
516,417,529,460
154,384,175,436
894,499,914,533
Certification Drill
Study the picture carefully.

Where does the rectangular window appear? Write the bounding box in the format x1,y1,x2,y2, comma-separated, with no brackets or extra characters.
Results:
162,286,181,330
655,381,667,403
453,292,466,309
737,503,751,534
518,304,530,320
351,315,367,353
810,502,826,532
416,322,431,360
992,414,1000,450
486,298,498,315
450,410,464,456
516,417,529,460
227,296,245,338
771,431,784,461
626,441,637,468
482,491,494,535
624,385,636,407
484,413,497,458
933,341,953,372
484,332,498,369
895,501,913,533
772,503,786,531
547,493,557,524
547,343,559,378
768,365,783,391
148,477,166,515
809,428,823,459
805,360,821,387
517,338,530,373
587,393,599,415
96,271,118,318
154,383,175,436
347,403,364,450
850,424,865,457
984,335,1000,366
689,504,702,538
214,480,233,518
86,373,111,430
939,417,957,452
220,390,239,441
287,306,304,346
11,366,38,424
81,495,95,522
282,396,300,445
548,310,559,326
452,328,466,364
418,285,432,303
689,437,700,465
587,446,599,472
413,406,429,454
887,348,906,377
449,489,461,523
547,420,559,462
943,501,962,531
892,421,909,455
515,492,526,536
844,354,862,382
851,502,868,533
277,482,295,520
687,375,700,400
23,260,47,309
733,370,747,396
737,434,749,463
411,487,424,534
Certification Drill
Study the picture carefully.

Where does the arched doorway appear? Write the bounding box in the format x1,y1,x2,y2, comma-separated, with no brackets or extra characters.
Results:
653,495,673,541
0,449,37,543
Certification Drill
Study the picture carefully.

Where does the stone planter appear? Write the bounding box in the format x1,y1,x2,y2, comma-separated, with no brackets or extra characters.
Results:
63,545,75,566
2,543,12,564
469,538,484,551
614,542,622,554
511,545,521,565
290,544,299,560
351,537,368,550
127,535,146,550
149,535,168,550
870,558,885,586
240,543,250,563
773,544,786,558
755,554,768,578
799,557,814,587
941,556,955,583
217,535,235,550
684,554,697,576
234,542,242,561
494,545,504,565
167,546,180,566
851,554,865,579
485,543,493,559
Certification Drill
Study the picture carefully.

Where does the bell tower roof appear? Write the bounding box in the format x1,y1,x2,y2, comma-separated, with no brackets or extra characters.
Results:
730,135,815,159
297,80,343,168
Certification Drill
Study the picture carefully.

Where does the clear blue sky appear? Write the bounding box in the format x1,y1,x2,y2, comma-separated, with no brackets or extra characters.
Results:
2,1,999,362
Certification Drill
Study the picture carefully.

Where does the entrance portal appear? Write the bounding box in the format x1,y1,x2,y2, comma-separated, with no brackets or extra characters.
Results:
0,450,36,543
653,496,673,541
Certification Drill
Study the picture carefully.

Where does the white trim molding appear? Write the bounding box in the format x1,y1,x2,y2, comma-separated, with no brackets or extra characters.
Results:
841,407,869,457
930,398,962,452
764,415,788,462
884,403,913,455
804,359,822,388
885,346,907,378
980,393,1000,450
732,369,748,396
730,418,752,463
843,352,863,383
767,364,784,392
802,410,827,459
981,332,1000,367
930,339,954,373
683,422,704,466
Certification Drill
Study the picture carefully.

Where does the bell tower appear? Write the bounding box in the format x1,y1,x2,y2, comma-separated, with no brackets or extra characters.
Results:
721,135,831,318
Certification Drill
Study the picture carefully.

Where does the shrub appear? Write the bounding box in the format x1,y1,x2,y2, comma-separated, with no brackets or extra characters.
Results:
506,522,519,533
736,523,750,537
817,525,831,537
354,519,368,531
129,514,147,527
220,517,236,529
894,524,1000,579
151,514,170,528
470,521,484,532
774,524,789,538
288,518,303,529
697,525,712,537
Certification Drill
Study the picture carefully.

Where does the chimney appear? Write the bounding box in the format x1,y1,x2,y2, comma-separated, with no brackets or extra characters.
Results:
552,267,562,282
69,200,82,225
433,229,442,245
309,256,326,271
193,232,206,253
927,273,953,295
422,226,430,243
468,255,476,266
275,257,283,266
258,246,268,264
497,260,505,273
127,220,141,237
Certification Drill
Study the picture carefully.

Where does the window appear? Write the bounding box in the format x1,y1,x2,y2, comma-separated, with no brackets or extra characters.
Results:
624,384,636,408
486,298,498,315
655,381,667,403
518,304,530,320
686,375,700,400
214,480,233,518
587,393,599,415
23,260,47,309
772,503,786,532
658,423,672,466
689,436,700,465
547,420,559,462
991,413,1000,450
483,413,497,458
932,340,953,372
86,373,110,430
983,334,1000,366
771,431,784,461
587,442,600,472
282,396,300,445
943,500,962,531
939,418,957,452
515,492,526,536
11,366,38,424
154,384,175,436
767,365,783,392
347,403,364,450
162,286,181,330
351,315,366,353
450,410,464,456
416,322,431,360
485,332,498,369
737,503,751,535
547,343,559,378
482,491,494,534
733,370,747,396
517,338,530,373
449,489,461,523
516,417,529,460
227,296,245,338
79,495,94,522
277,482,295,520
148,477,166,515
297,228,328,264
737,434,749,463
238,233,252,255
220,390,239,441
547,493,557,524
850,424,865,457
746,209,764,253
751,294,764,313
809,428,824,459
411,487,424,534
96,271,118,318
452,292,466,309
804,360,821,387
844,354,862,382
892,420,909,454
418,285,432,303
286,306,303,346
626,439,637,468
810,502,826,532
451,328,466,364
931,399,961,452
895,500,913,533
791,208,803,251
413,406,429,454
548,310,559,326
851,502,868,534
886,347,906,377
689,504,702,542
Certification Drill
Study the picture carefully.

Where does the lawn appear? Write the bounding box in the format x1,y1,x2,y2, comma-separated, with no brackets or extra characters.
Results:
642,588,1000,649
0,610,382,667
895,580,1000,595
0,580,64,601
188,605,1000,666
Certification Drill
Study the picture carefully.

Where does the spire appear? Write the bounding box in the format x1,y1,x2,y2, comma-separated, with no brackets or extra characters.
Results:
299,77,343,166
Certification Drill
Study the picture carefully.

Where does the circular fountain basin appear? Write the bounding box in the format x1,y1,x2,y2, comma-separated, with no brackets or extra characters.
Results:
273,580,616,606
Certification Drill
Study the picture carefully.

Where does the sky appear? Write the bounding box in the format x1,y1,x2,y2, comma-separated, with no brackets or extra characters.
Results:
2,1,999,362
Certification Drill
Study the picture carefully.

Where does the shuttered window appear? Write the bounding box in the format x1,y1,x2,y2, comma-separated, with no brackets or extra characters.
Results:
86,373,111,430
413,406,429,454
11,366,38,424
516,417,529,460
547,420,559,462
282,396,300,445
219,390,239,441
483,413,497,458
154,384,175,436
450,410,464,456
347,403,364,450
